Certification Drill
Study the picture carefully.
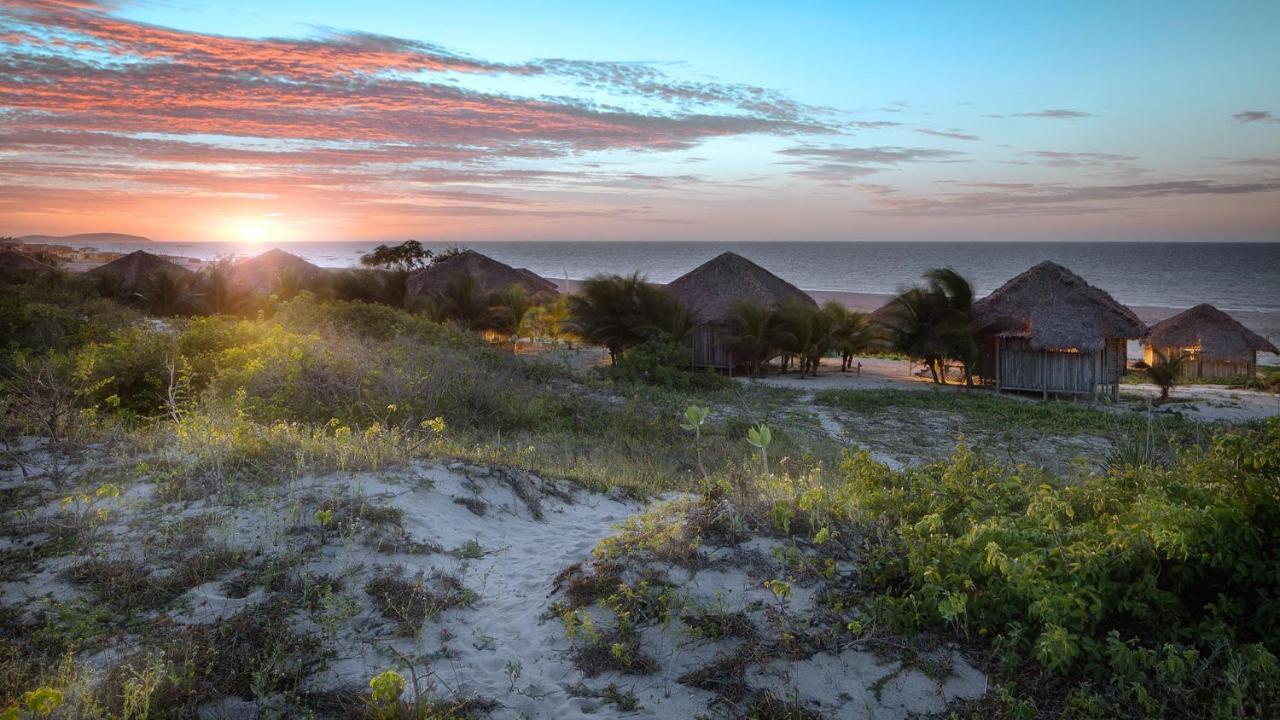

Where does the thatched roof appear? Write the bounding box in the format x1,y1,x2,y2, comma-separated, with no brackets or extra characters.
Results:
665,252,816,325
1145,303,1277,359
0,249,55,279
229,248,326,293
973,261,1146,351
85,250,191,292
406,250,558,299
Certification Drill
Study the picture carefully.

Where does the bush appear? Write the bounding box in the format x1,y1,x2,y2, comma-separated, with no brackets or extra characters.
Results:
843,421,1280,717
611,338,732,391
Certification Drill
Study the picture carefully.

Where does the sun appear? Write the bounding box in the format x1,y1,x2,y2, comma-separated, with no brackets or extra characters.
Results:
239,222,265,244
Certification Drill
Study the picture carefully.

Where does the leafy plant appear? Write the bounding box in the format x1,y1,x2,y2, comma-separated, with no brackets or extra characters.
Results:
680,405,711,477
746,423,773,474
1147,348,1188,402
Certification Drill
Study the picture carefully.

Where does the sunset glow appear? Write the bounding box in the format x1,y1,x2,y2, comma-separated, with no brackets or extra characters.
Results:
2,0,1278,242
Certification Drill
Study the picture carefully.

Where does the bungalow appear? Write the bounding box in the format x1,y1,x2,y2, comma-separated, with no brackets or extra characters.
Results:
974,261,1147,400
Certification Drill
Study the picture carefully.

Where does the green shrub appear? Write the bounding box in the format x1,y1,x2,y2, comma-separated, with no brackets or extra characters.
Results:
611,338,732,391
844,420,1280,717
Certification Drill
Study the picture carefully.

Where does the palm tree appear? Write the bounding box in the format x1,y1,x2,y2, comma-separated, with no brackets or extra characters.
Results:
726,300,778,377
137,271,191,316
923,268,978,386
1147,349,1186,402
438,273,497,331
198,259,243,316
776,300,833,377
824,302,875,371
494,284,532,339
567,273,678,366
533,295,571,344
882,268,978,385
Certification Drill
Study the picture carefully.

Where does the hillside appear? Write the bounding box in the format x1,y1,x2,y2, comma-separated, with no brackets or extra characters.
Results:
18,232,151,244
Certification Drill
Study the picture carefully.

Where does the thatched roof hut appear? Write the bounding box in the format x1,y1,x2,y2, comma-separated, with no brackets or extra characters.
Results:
1143,303,1277,379
228,248,326,293
84,250,191,293
974,261,1146,351
665,252,816,369
973,261,1146,398
666,252,815,324
0,249,55,281
406,250,557,300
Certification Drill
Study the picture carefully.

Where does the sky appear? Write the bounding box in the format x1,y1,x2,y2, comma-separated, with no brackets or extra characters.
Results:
2,0,1278,243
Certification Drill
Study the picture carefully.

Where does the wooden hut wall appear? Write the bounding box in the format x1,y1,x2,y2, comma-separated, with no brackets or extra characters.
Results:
687,325,734,369
1143,345,1256,380
994,337,1103,395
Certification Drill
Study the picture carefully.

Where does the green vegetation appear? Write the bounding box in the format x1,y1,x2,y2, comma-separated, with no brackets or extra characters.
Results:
725,298,875,377
815,387,1197,438
838,421,1280,718
2,262,1276,718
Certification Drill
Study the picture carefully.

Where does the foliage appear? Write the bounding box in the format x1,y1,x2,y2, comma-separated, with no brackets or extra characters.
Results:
725,300,779,377
1147,348,1188,402
879,267,977,385
567,273,689,366
843,420,1280,718
746,423,773,474
360,240,432,272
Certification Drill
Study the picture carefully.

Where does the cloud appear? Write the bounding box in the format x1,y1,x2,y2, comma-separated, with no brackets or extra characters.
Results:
1227,157,1280,167
914,128,980,141
867,179,1280,216
1232,110,1276,124
1012,109,1092,119
1021,151,1141,172
0,0,831,230
777,145,963,183
851,120,903,129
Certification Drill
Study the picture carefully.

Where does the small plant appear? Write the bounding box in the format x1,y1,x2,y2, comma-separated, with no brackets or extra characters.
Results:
313,508,335,543
60,482,121,553
504,659,522,692
1146,349,1187,402
457,538,484,560
746,423,773,474
764,578,792,604
369,670,406,720
2,686,64,718
680,404,711,477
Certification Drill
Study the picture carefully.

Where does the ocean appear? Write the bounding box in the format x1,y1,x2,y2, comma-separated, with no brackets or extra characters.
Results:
86,240,1280,316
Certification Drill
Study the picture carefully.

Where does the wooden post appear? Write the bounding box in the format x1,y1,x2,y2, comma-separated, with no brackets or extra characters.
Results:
993,337,1001,393
1041,351,1048,400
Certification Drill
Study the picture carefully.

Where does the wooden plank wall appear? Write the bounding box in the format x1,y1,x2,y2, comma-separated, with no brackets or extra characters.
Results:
1144,344,1256,380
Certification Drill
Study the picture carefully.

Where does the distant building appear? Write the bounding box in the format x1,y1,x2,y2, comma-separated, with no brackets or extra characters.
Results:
665,251,816,370
85,250,193,294
1143,304,1278,380
406,250,557,301
974,261,1147,400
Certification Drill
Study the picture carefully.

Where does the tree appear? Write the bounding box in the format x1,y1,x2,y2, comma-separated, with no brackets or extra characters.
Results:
528,295,571,344
567,273,682,366
824,302,875,372
359,240,432,272
775,299,833,377
437,273,496,331
493,285,531,339
197,259,245,316
1147,349,1186,402
881,268,977,385
726,301,778,378
137,271,193,316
